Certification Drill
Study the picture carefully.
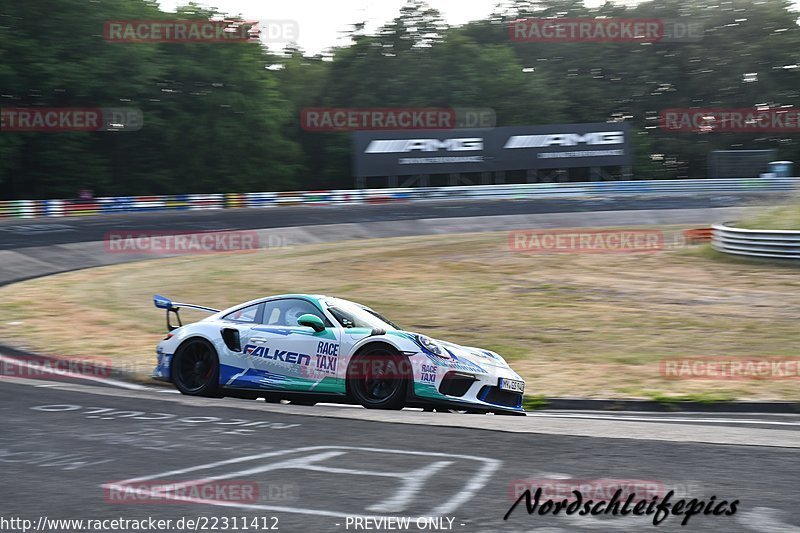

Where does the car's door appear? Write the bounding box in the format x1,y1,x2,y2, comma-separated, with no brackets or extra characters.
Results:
240,298,343,393
216,302,265,388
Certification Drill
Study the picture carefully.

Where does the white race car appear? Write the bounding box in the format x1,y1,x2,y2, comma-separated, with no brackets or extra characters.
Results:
152,293,526,414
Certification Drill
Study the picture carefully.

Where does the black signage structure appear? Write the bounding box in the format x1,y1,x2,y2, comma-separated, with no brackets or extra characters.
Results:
352,122,631,177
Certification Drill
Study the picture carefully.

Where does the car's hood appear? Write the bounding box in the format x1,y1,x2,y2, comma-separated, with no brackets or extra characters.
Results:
435,339,512,369
345,328,513,371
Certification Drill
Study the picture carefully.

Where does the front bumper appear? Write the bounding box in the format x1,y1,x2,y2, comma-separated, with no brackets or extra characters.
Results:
413,366,526,414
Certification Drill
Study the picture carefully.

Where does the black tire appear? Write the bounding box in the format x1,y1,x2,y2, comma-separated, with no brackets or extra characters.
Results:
347,347,408,410
171,338,220,397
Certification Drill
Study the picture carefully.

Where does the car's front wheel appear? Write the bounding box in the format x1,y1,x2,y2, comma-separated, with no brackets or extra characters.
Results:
347,347,408,410
171,338,220,397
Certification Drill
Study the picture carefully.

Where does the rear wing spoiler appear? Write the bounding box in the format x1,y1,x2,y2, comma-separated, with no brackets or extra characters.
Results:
153,294,220,332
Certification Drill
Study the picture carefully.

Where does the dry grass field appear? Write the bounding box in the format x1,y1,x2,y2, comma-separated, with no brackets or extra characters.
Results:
1,227,798,401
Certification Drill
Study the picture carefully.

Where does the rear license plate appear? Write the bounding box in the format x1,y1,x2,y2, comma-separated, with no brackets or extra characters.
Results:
498,378,524,393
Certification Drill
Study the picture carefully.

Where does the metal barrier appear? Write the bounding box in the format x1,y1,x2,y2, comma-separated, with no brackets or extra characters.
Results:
712,223,800,260
1,177,798,219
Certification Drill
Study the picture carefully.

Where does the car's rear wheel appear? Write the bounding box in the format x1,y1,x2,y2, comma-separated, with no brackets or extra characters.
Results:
172,338,220,397
347,347,408,410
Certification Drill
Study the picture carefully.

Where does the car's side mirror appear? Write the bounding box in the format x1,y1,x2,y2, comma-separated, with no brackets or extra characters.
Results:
297,313,325,332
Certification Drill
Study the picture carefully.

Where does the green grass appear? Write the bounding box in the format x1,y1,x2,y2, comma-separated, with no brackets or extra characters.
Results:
641,390,738,404
737,197,800,230
522,395,550,410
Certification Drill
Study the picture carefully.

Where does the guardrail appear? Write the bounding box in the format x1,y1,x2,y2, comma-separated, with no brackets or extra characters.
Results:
712,223,800,260
1,177,798,219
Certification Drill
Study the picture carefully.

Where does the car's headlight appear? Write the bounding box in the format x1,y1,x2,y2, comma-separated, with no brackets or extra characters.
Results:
415,335,450,358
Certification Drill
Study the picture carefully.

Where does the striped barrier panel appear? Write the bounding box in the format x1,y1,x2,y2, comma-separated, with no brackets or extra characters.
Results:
65,202,101,216
0,200,21,218
301,190,333,206
388,188,412,201
364,189,393,204
44,199,65,217
131,196,166,211
275,191,303,205
328,189,365,205
361,188,412,204
246,192,277,208
712,223,800,260
98,197,133,213
10,200,22,217
20,200,36,217
328,190,349,204
165,194,191,211
225,193,245,209
1,177,799,219
419,187,444,199
188,194,224,210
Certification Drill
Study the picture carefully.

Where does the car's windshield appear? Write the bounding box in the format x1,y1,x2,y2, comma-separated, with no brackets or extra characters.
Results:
325,300,400,330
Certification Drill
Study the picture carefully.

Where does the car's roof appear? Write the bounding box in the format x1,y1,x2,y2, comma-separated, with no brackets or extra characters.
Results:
229,293,319,307
215,295,375,320
260,293,327,301
234,294,359,309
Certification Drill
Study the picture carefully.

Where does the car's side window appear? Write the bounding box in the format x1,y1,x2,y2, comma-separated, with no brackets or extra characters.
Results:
260,299,330,327
223,303,261,323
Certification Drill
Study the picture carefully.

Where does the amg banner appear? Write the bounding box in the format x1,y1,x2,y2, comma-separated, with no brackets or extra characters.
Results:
352,122,631,177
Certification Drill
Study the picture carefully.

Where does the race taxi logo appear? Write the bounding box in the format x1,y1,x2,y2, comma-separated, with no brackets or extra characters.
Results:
315,341,339,374
420,364,437,383
243,345,311,366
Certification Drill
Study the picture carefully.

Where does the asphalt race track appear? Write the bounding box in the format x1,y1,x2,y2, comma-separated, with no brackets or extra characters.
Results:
0,192,779,250
0,374,798,533
1,194,798,533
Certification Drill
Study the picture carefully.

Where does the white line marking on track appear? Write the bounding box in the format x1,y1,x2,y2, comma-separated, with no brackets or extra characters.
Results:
526,412,800,427
545,409,800,417
102,446,501,519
